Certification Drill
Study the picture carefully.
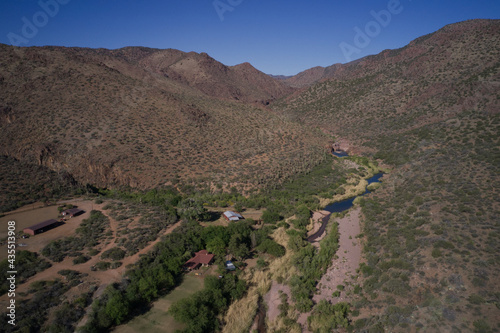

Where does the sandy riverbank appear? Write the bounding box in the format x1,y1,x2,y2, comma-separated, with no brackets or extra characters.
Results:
297,207,363,331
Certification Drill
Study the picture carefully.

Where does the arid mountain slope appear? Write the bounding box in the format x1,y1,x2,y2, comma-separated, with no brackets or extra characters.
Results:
281,64,343,88
274,19,500,332
0,44,321,190
274,19,500,137
0,18,498,333
104,47,294,104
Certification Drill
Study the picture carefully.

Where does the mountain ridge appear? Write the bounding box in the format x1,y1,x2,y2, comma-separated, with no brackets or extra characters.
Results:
0,18,499,333
0,19,498,191
0,42,321,190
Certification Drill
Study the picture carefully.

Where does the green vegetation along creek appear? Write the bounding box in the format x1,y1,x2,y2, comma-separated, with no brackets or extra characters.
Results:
0,153,385,333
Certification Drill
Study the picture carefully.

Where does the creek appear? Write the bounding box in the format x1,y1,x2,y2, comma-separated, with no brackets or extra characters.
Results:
307,172,384,242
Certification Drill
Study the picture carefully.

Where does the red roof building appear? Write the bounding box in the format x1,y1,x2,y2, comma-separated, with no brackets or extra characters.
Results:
23,219,61,236
61,208,84,217
184,250,215,271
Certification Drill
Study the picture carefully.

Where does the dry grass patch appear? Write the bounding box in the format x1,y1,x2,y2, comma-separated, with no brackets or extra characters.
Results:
269,227,298,282
222,227,296,333
222,270,271,333
222,283,261,333
267,309,301,333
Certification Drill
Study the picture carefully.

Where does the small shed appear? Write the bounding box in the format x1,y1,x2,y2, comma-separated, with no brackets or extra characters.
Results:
223,211,243,222
23,219,61,236
184,250,215,271
61,208,84,217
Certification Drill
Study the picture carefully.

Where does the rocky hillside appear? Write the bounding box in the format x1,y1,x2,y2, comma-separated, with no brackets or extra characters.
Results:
102,47,294,104
273,19,500,332
0,18,499,332
0,44,322,191
281,64,342,88
274,19,499,137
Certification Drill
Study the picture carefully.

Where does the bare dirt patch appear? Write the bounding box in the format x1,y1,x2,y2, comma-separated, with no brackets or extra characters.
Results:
264,281,292,323
296,207,363,331
0,201,182,311
0,201,95,260
313,207,362,303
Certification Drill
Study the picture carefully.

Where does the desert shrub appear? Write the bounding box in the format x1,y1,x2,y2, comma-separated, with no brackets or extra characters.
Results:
434,240,455,250
0,156,83,213
110,261,122,269
382,279,411,297
256,257,268,269
0,280,69,333
468,294,485,305
73,255,90,265
95,261,111,271
432,248,442,258
42,210,110,262
101,247,126,261
353,284,362,294
0,250,51,295
473,319,491,333
45,297,89,333
256,239,285,257
307,300,350,331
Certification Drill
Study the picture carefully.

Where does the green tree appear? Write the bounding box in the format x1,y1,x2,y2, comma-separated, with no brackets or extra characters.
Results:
262,209,281,224
207,237,226,257
178,198,209,221
233,202,243,212
228,234,249,260
105,288,130,325
202,226,230,246
256,238,285,257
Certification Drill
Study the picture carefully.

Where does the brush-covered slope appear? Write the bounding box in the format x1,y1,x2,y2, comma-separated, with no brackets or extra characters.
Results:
111,47,295,104
282,64,343,88
0,44,322,190
274,19,500,332
275,19,499,135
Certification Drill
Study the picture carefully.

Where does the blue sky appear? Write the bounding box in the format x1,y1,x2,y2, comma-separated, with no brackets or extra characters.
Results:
0,0,499,75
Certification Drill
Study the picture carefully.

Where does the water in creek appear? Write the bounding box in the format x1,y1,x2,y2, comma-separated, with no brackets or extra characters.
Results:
324,172,384,213
332,151,349,157
307,172,384,242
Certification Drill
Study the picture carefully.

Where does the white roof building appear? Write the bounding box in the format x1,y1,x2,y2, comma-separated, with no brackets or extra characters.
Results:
223,211,243,221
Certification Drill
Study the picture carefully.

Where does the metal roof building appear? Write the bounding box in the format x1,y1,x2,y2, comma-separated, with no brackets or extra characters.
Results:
223,211,243,221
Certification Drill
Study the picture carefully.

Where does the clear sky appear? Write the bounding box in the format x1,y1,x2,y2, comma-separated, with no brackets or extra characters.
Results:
0,0,499,75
